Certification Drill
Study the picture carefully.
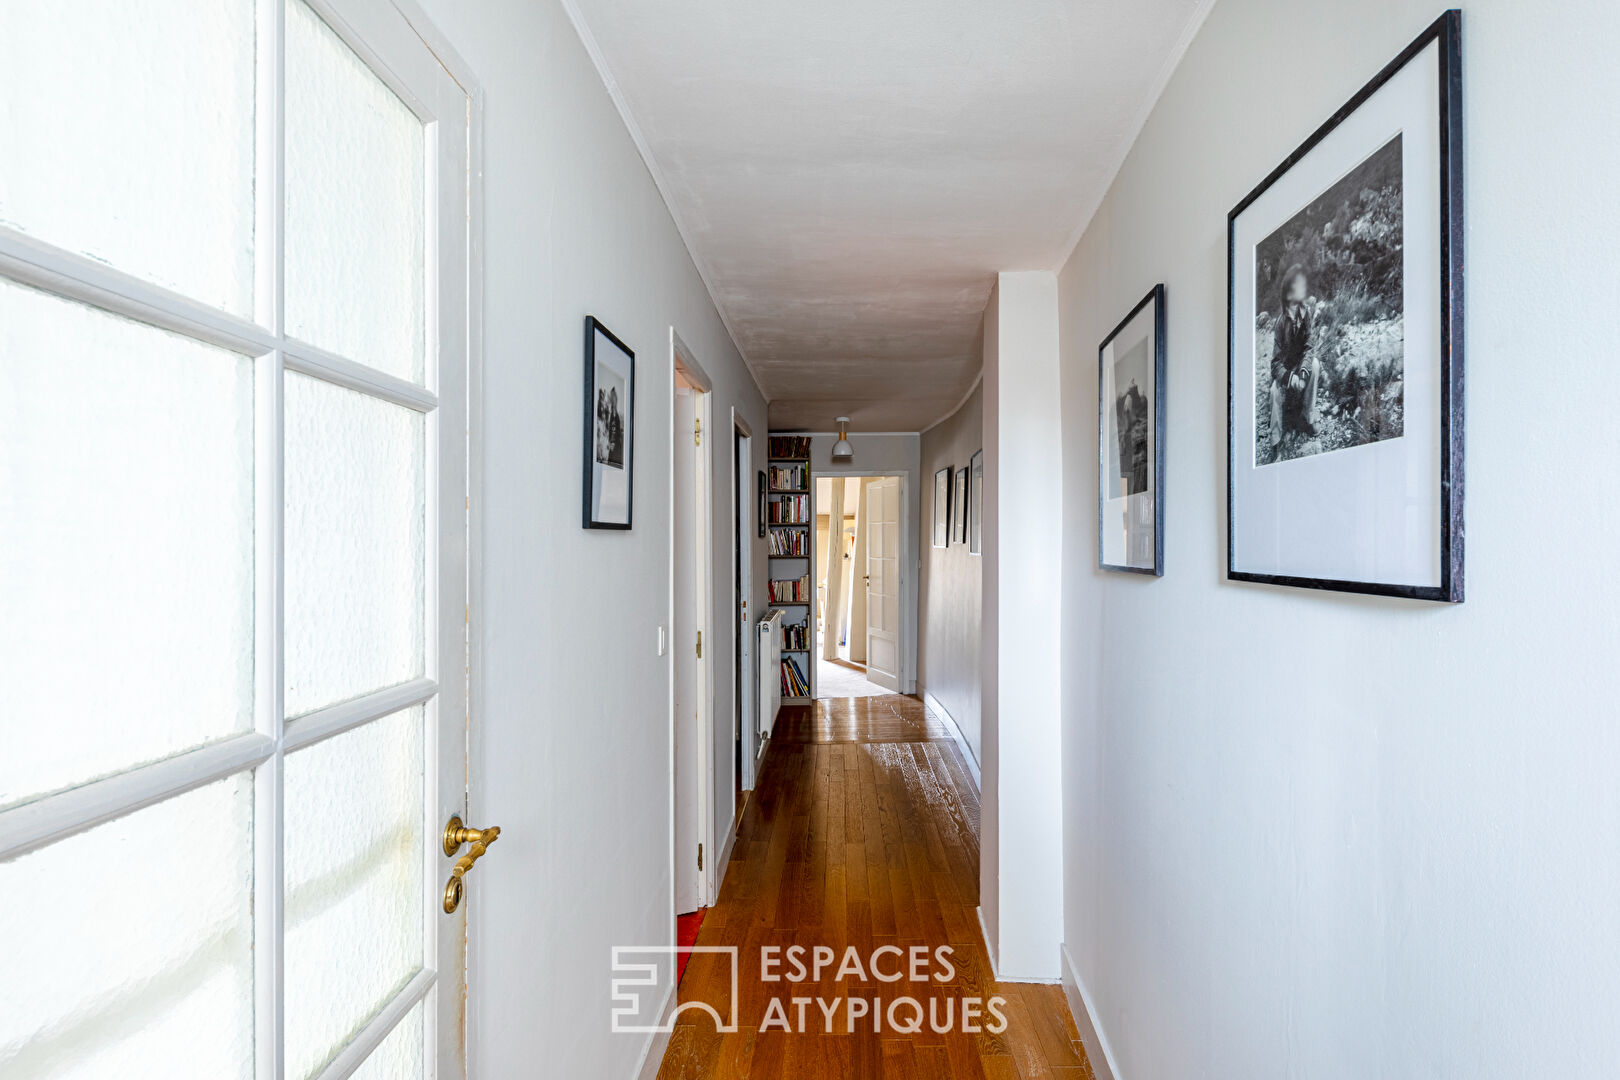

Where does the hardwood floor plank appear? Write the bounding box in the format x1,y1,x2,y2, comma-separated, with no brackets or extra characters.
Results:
657,695,1077,1080
1013,985,1086,1070
882,1040,921,1080
914,1045,954,1080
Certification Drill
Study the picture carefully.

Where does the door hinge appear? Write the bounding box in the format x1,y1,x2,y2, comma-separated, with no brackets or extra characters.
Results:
696,630,702,658
697,843,704,871
694,418,702,446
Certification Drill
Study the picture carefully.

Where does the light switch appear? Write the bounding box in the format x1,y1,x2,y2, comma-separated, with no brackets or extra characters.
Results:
657,625,667,656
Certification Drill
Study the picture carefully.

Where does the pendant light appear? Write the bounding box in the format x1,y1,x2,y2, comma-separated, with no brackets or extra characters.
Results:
830,417,854,462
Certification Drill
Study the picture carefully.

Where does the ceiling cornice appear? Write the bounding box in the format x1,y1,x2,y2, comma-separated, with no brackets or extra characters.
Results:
1052,0,1221,273
557,0,770,401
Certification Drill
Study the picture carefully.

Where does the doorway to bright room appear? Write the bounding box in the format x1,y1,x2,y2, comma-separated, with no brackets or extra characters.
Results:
813,475,902,699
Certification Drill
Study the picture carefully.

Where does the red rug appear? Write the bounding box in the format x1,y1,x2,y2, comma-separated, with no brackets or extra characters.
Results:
676,908,707,983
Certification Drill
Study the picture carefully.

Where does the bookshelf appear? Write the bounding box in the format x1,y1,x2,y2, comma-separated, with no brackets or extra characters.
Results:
766,434,814,703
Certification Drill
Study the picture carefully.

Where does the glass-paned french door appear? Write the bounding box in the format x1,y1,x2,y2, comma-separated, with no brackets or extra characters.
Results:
0,1,471,1078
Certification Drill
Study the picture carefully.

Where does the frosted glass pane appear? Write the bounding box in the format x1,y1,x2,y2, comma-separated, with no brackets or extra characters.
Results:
351,1003,424,1080
284,373,425,716
0,280,254,810
285,0,425,382
285,706,425,1080
0,776,253,1079
0,1,255,314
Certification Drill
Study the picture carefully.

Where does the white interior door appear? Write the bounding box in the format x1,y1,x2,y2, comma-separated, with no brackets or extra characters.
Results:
0,1,473,1077
672,385,703,914
734,426,754,791
865,478,902,691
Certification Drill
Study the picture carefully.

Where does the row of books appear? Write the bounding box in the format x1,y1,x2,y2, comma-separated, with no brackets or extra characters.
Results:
768,494,810,524
781,655,811,697
768,464,808,491
782,621,809,651
768,576,810,603
768,529,807,556
768,435,812,459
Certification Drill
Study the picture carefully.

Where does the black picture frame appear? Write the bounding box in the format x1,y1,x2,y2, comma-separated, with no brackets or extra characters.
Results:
1226,11,1463,602
582,315,636,529
1097,284,1166,576
968,449,983,556
932,467,951,549
953,467,969,545
757,471,767,538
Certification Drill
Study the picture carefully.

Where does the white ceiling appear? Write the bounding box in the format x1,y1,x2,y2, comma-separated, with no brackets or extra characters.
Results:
566,0,1212,431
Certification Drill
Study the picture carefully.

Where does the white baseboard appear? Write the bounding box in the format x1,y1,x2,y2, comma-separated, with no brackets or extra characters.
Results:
923,691,980,791
976,905,998,975
714,812,738,896
1061,944,1123,1080
631,979,678,1080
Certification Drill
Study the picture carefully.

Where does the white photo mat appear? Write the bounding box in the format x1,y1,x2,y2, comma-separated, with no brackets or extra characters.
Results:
1099,290,1161,573
1229,35,1453,594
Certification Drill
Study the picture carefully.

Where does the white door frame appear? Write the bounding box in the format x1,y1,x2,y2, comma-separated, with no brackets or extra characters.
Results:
731,412,758,798
811,467,914,694
668,330,714,911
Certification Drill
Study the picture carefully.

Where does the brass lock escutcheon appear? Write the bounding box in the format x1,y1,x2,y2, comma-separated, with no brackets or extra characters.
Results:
442,814,501,914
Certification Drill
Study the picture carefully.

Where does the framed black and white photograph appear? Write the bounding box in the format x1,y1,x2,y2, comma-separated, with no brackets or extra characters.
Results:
1228,11,1462,601
969,450,983,556
757,471,767,538
582,315,636,529
953,466,969,544
1098,284,1165,575
932,467,951,548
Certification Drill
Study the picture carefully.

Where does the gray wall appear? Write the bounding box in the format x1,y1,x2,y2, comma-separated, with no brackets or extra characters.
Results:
412,1,769,1075
1057,1,1620,1077
919,380,983,766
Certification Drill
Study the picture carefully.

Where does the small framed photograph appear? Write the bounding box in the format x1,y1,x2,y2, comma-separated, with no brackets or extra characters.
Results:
932,467,951,548
1228,12,1463,601
952,466,969,544
757,471,767,538
582,315,635,529
968,450,983,555
1099,284,1165,575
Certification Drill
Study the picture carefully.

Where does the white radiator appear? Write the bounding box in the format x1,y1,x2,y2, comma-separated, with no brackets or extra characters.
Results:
758,609,782,739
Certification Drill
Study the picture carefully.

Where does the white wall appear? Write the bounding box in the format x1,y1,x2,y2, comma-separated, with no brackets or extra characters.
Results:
805,432,923,694
1057,1,1620,1077
410,1,768,1076
919,378,984,766
982,272,1065,980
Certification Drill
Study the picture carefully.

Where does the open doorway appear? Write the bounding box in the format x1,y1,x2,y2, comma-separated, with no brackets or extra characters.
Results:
814,475,903,698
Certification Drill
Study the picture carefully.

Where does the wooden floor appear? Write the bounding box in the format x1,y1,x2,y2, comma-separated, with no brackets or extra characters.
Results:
657,695,1094,1079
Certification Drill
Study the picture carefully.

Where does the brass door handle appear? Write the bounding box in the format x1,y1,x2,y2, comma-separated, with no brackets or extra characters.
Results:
442,815,501,914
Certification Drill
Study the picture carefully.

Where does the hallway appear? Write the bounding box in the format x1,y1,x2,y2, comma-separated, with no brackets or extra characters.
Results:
6,1,1618,1076
658,696,1091,1078
816,655,894,700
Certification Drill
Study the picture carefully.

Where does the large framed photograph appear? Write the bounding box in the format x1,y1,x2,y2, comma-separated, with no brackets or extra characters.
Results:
932,467,951,548
968,450,983,555
1228,11,1462,601
582,315,636,529
952,466,969,544
1099,284,1165,575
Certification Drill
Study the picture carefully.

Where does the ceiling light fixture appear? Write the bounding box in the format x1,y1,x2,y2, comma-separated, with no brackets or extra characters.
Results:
831,417,854,463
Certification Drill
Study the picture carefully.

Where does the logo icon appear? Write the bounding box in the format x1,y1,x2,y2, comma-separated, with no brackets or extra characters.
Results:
610,946,740,1034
